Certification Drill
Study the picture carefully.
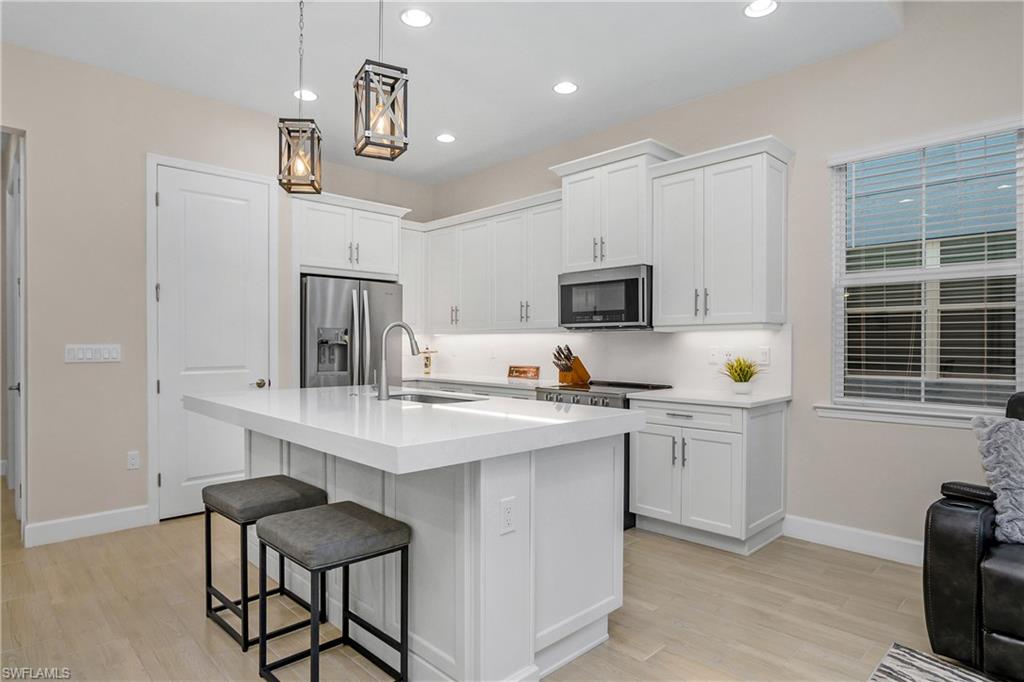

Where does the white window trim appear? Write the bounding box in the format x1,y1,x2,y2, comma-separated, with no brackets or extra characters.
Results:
820,127,1024,424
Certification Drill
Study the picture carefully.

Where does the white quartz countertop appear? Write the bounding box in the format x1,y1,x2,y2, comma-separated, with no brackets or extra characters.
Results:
402,373,543,390
627,387,791,408
184,385,643,475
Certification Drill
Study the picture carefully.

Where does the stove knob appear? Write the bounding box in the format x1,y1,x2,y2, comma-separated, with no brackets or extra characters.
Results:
545,394,555,401
602,398,610,407
571,395,580,404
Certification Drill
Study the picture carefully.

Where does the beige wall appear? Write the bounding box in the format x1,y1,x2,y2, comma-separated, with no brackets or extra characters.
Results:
0,44,432,523
429,1,1024,541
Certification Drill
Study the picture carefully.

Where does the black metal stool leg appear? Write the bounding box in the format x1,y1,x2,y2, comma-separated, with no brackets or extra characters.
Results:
310,569,321,682
240,523,250,651
400,546,409,681
259,541,268,672
341,564,350,637
320,570,328,623
204,507,212,615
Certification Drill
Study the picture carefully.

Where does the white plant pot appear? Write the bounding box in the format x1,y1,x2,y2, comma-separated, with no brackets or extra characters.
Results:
731,382,753,395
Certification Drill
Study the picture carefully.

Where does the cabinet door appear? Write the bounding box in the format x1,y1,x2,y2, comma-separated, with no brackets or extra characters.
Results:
562,170,601,272
629,423,683,523
294,200,352,270
601,157,645,267
426,229,458,332
680,429,743,537
400,229,424,332
456,221,493,330
351,210,399,275
653,170,704,327
703,156,763,324
491,213,528,330
526,203,562,329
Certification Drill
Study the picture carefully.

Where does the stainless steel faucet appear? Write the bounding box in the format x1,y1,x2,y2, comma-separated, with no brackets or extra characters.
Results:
378,321,420,400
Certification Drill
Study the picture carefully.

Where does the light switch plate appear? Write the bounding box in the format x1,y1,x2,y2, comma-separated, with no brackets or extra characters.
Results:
708,346,721,365
757,346,771,365
126,450,141,470
65,344,122,363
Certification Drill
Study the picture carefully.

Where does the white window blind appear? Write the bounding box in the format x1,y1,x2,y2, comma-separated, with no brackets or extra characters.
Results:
832,129,1023,410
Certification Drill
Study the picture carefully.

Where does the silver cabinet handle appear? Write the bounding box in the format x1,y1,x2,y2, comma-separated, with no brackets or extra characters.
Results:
600,237,606,261
703,288,709,315
355,242,360,264
450,306,455,325
593,237,598,262
525,300,530,322
454,306,459,324
520,300,524,323
681,437,687,467
694,289,699,317
348,242,353,263
671,436,678,465
666,412,694,419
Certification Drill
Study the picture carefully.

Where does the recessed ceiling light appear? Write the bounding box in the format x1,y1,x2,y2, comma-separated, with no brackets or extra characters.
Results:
997,184,1012,189
436,133,456,143
744,0,778,18
293,89,318,102
553,81,578,95
898,198,914,204
400,8,432,27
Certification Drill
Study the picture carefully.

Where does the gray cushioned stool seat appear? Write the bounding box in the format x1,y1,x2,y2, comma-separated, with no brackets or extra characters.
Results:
202,475,327,524
257,501,411,570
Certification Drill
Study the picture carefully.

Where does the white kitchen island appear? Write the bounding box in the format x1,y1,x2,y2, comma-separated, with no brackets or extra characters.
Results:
184,385,645,681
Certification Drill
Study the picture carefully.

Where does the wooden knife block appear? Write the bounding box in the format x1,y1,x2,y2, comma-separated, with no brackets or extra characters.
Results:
558,357,591,387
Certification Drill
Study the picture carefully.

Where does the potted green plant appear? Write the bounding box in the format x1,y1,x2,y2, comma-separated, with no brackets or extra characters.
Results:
722,356,759,394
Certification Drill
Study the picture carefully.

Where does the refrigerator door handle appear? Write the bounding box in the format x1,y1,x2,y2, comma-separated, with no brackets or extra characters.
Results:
362,289,372,385
351,289,360,385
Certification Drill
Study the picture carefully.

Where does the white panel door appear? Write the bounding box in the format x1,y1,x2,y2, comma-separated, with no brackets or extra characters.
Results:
294,200,353,270
562,170,602,272
491,213,528,330
157,166,271,518
426,229,458,332
351,210,399,275
629,424,682,524
653,170,704,326
399,229,424,332
703,156,762,324
601,158,645,267
680,428,743,537
456,221,493,330
526,203,562,329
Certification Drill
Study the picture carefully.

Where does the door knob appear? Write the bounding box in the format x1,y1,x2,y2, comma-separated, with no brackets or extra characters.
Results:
251,378,267,389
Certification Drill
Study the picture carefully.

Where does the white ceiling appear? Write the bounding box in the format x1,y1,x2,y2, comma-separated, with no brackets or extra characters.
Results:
2,1,903,184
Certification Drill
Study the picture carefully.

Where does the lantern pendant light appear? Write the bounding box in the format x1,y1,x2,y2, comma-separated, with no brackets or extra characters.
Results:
278,0,323,193
354,0,409,160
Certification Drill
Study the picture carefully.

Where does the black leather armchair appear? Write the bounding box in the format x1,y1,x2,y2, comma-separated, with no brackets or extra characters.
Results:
923,393,1024,681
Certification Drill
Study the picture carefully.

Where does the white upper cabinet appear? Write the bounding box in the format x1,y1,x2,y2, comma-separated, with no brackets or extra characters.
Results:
650,137,792,329
457,221,494,331
399,227,424,332
293,194,408,279
525,203,562,329
551,139,680,273
427,229,459,332
492,213,529,330
351,210,400,275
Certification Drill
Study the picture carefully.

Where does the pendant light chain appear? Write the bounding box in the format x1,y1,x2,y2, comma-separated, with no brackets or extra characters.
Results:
298,0,305,118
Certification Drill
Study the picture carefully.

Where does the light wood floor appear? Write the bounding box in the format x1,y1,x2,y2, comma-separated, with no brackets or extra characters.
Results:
1,480,928,680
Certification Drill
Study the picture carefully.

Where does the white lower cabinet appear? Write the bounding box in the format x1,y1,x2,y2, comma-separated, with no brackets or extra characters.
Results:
630,399,787,555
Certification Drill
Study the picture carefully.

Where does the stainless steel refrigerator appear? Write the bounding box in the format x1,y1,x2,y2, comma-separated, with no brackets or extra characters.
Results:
300,275,403,388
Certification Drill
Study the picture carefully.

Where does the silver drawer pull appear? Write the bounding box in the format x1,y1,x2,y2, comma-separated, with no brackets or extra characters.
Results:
665,412,694,419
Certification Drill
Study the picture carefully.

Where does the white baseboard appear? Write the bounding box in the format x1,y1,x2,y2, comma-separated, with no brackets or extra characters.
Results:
783,514,923,566
24,504,151,547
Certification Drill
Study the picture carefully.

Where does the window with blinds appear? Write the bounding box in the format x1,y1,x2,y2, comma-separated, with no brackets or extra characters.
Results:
832,129,1022,410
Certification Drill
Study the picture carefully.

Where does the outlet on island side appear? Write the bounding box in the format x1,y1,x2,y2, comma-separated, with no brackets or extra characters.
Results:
499,496,516,535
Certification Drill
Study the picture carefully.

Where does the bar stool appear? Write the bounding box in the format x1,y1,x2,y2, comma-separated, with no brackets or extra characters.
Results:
202,475,328,651
256,501,411,682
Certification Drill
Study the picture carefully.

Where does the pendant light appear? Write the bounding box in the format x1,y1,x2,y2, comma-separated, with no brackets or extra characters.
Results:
278,0,323,193
354,0,409,160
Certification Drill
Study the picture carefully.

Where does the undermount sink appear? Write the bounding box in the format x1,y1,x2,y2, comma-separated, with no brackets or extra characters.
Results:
389,393,480,404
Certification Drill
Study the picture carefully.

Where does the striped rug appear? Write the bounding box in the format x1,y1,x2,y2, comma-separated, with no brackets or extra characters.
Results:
870,643,997,682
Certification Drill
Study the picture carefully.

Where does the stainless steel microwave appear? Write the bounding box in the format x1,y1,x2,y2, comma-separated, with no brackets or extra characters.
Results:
558,265,652,329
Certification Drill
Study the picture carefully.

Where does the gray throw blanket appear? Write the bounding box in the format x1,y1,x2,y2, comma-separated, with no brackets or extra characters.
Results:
971,416,1024,544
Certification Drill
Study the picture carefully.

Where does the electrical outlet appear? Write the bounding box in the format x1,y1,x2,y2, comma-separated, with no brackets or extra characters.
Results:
126,450,140,470
757,346,771,365
499,496,516,535
708,346,721,365
722,347,736,363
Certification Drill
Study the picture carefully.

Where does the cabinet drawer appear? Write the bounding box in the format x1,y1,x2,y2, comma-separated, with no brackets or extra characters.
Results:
630,400,742,433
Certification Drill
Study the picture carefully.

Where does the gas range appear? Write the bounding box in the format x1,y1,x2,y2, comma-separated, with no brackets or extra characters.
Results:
535,380,672,409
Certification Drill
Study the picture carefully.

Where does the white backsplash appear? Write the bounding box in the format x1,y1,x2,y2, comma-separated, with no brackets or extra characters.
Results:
403,325,792,395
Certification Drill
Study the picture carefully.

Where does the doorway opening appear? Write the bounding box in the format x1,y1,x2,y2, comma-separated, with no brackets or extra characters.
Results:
2,128,27,539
